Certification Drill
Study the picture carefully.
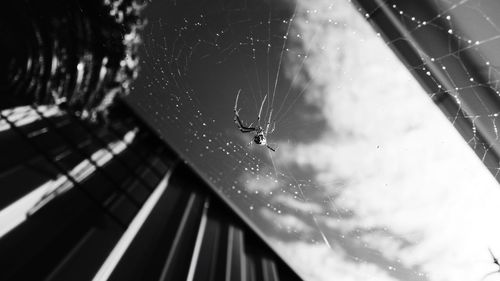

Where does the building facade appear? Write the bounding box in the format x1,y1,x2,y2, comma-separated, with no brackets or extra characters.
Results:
0,103,302,281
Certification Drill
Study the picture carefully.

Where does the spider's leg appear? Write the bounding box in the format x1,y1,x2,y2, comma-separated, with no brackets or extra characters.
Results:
233,89,244,126
266,145,276,152
239,127,256,133
268,122,276,135
265,109,273,134
257,94,267,126
233,89,258,132
234,89,242,113
235,115,257,132
234,113,256,131
489,248,499,265
234,114,244,128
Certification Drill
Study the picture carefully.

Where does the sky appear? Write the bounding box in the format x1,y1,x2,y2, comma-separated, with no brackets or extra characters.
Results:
127,0,500,280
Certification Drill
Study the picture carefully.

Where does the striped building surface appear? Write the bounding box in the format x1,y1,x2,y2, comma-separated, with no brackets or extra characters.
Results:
0,104,303,281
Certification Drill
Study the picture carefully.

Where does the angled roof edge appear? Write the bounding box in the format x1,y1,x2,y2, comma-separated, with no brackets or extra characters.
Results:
352,0,500,181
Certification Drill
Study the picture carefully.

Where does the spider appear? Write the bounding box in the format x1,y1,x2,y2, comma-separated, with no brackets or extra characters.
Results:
233,90,276,152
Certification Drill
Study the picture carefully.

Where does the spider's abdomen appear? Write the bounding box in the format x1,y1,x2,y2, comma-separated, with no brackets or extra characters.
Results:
254,134,266,145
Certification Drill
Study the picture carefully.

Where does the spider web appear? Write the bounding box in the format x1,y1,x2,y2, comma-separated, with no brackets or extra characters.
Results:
127,0,500,280
357,0,500,178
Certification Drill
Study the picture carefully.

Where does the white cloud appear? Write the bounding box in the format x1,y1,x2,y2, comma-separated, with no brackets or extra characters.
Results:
269,0,500,280
274,240,399,281
241,171,280,193
260,208,314,233
272,194,323,213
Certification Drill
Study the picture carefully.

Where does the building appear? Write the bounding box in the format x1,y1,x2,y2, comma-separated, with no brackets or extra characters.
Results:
0,103,303,281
